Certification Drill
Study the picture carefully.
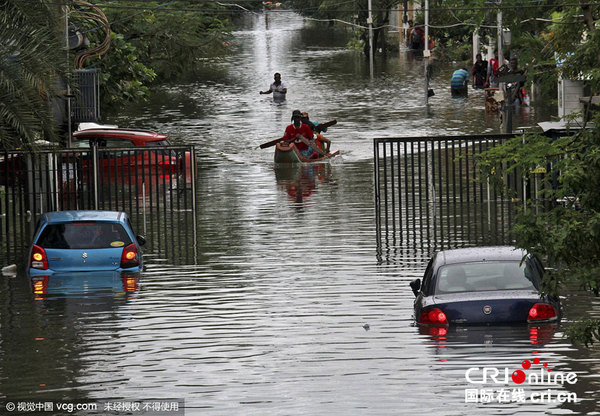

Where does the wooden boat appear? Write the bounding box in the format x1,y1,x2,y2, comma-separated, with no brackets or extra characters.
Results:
274,141,339,163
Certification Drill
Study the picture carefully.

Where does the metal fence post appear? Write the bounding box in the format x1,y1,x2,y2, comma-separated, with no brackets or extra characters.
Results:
91,141,99,210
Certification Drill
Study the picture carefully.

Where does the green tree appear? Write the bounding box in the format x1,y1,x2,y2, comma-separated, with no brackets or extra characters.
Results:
96,33,157,105
101,1,233,82
417,0,563,67
0,1,68,149
66,1,238,107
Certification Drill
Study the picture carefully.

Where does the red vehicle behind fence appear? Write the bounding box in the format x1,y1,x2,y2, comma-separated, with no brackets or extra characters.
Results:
72,126,191,173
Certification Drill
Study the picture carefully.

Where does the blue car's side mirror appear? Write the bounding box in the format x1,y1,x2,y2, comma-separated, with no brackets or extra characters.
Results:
410,279,421,297
136,235,146,246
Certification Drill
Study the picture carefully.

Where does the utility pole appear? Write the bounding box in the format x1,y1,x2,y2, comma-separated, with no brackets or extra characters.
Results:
64,5,72,148
424,0,430,105
496,0,514,133
368,0,374,78
497,1,503,65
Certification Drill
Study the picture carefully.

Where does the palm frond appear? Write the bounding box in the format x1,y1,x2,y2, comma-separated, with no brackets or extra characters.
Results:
0,0,69,150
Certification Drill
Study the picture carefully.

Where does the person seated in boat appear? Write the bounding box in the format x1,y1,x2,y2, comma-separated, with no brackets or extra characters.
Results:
301,112,331,154
283,110,323,158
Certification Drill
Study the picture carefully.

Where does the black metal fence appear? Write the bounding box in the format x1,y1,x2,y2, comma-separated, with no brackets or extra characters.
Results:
374,134,550,259
73,68,101,123
0,145,197,266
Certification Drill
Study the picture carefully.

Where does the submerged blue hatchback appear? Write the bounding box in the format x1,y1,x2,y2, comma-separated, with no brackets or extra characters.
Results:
410,246,560,326
28,210,145,275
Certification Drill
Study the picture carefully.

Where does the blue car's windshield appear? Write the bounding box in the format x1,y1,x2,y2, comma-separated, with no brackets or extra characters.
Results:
436,261,539,294
36,222,133,249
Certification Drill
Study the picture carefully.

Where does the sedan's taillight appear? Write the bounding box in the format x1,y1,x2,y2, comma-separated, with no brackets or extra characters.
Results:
418,307,449,326
527,303,557,322
120,243,140,268
30,245,48,270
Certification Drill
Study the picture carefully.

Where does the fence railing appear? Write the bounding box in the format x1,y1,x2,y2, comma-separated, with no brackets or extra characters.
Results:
72,68,101,123
373,134,550,260
0,145,197,266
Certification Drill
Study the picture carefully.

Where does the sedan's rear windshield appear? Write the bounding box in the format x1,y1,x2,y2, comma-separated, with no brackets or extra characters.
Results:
436,261,539,294
36,222,132,249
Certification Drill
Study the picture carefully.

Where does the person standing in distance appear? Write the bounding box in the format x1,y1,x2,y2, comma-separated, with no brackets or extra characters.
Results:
260,72,287,101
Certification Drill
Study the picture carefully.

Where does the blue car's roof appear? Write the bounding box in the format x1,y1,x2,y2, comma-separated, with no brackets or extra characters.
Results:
42,210,128,223
438,246,527,265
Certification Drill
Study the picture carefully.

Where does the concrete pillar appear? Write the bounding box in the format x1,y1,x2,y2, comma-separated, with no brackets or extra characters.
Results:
472,31,480,63
486,39,494,62
558,78,584,118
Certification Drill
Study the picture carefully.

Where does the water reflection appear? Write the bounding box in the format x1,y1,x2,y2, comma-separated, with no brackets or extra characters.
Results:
30,271,140,308
274,163,333,207
416,323,596,414
0,271,140,403
420,324,558,349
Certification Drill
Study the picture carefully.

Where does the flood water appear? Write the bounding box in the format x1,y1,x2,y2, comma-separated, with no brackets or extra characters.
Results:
2,10,600,415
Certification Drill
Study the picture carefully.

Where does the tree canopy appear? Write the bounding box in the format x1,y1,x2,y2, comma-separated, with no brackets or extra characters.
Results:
70,1,238,106
0,1,68,150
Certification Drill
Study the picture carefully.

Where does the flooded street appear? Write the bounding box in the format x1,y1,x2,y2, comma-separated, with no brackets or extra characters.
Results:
2,10,600,415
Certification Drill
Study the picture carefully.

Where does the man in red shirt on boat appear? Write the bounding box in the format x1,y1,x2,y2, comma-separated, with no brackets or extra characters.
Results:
283,110,324,158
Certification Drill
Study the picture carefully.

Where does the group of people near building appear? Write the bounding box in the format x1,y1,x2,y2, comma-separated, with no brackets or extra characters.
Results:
450,50,528,105
406,20,435,51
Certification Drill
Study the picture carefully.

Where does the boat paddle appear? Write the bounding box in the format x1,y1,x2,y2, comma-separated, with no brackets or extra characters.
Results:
259,136,287,149
314,119,337,133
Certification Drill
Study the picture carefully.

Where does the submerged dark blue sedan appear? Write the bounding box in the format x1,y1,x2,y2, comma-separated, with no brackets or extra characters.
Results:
410,246,560,326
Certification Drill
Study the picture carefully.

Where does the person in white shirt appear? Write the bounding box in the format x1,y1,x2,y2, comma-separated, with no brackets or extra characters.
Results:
260,72,287,101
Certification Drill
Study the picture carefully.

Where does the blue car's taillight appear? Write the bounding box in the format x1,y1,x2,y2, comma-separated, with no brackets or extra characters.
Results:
418,307,449,326
30,245,49,270
120,243,140,268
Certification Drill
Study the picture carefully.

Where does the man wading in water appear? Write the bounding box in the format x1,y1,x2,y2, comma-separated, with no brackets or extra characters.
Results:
260,72,287,101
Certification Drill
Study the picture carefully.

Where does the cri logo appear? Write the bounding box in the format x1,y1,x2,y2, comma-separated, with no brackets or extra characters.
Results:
512,358,547,384
465,357,578,385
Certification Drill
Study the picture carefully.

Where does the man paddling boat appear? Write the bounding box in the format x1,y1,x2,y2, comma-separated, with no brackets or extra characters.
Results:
258,114,337,160
283,110,323,158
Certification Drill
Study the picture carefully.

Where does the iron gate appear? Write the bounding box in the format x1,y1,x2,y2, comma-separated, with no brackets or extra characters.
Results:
0,145,197,266
373,134,550,258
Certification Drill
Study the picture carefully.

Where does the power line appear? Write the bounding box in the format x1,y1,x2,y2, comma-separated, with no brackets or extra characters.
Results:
11,0,600,13
16,0,595,34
